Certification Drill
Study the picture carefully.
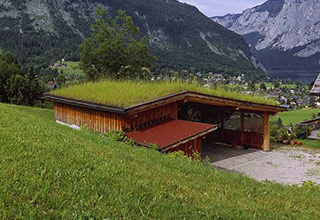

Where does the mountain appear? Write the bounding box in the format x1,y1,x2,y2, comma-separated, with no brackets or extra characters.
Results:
0,0,264,78
213,0,320,82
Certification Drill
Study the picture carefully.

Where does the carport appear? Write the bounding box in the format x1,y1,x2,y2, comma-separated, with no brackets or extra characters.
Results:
45,90,285,157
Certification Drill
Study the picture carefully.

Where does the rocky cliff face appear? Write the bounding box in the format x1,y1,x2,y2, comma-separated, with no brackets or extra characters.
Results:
213,0,320,82
0,0,264,77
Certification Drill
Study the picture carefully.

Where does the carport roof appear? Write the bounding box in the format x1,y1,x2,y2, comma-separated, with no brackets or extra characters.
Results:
126,120,217,152
44,91,286,115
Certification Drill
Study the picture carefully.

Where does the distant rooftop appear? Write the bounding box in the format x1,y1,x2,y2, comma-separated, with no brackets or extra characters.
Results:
50,80,278,108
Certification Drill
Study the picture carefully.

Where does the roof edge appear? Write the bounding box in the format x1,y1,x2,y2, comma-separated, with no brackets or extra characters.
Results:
43,93,126,114
44,90,286,115
187,91,285,110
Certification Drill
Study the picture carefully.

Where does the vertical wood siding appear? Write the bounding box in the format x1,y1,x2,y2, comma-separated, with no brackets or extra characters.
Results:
54,102,178,133
168,138,202,157
55,103,128,133
127,103,178,131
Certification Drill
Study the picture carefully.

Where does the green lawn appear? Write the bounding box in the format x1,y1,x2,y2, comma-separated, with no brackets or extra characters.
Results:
0,103,320,219
271,108,320,125
300,139,320,148
51,80,278,107
55,61,85,77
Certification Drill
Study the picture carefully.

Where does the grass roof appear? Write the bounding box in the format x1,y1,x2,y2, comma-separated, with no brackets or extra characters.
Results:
51,80,278,107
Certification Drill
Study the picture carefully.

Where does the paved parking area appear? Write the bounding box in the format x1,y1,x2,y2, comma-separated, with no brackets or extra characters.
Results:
202,143,320,185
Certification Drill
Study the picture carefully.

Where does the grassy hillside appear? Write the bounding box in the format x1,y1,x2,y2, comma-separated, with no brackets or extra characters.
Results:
271,108,320,125
51,80,278,107
0,103,320,219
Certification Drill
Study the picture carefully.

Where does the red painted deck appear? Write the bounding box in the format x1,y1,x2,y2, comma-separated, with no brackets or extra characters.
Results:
126,120,217,150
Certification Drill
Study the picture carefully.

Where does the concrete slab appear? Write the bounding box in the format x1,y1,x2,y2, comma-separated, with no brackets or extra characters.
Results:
202,143,320,185
308,129,320,140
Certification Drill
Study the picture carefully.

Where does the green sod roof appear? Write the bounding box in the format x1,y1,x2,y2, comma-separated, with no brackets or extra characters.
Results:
50,80,278,108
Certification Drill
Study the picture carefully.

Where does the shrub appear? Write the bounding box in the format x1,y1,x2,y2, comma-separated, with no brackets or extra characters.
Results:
289,132,297,141
269,122,279,137
293,126,309,139
276,118,283,128
104,130,133,145
279,129,289,140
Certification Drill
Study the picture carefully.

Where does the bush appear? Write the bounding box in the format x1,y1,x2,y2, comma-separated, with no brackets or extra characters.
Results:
279,129,289,140
270,122,279,137
104,130,133,145
293,126,309,139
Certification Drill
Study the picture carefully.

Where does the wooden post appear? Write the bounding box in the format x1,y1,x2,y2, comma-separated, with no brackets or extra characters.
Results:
221,109,225,142
262,112,270,151
240,111,244,146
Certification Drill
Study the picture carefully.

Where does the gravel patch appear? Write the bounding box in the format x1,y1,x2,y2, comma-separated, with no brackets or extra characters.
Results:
203,144,320,185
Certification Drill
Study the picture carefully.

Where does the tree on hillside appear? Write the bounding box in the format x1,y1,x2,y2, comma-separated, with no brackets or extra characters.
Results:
0,53,21,102
260,82,267,90
0,53,47,106
274,81,280,89
80,7,156,80
248,81,255,92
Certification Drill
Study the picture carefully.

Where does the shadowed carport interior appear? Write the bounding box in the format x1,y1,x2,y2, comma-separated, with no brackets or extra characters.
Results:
126,120,217,155
178,102,266,149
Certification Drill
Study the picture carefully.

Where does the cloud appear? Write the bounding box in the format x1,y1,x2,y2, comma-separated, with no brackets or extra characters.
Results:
179,0,266,17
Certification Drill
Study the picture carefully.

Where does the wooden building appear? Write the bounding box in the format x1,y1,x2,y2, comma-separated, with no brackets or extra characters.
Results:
44,91,285,156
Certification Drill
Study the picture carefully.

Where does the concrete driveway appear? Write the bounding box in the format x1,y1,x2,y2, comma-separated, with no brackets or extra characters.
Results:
202,142,320,185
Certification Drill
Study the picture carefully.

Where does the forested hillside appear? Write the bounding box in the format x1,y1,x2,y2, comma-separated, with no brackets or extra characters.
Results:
0,0,265,77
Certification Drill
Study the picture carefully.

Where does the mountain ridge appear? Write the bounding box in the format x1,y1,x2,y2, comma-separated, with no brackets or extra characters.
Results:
0,0,264,78
213,0,320,82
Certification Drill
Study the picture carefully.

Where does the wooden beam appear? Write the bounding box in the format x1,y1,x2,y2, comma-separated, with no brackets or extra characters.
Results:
221,109,225,142
240,111,244,146
186,95,284,114
262,112,270,151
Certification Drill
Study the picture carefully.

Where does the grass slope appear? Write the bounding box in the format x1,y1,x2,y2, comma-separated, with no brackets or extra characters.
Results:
51,80,277,107
54,61,85,77
0,103,320,219
271,108,320,125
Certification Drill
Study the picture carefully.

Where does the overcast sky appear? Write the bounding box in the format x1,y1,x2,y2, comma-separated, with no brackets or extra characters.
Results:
179,0,266,17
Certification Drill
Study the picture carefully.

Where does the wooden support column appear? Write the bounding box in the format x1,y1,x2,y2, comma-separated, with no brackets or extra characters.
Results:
221,109,225,142
240,111,244,146
262,112,270,151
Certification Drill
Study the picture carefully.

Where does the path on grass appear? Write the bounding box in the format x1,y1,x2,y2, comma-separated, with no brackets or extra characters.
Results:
203,144,320,185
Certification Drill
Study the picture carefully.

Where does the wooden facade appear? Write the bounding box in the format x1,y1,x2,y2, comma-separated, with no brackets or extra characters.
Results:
55,102,178,133
55,102,127,133
167,138,202,157
45,91,285,156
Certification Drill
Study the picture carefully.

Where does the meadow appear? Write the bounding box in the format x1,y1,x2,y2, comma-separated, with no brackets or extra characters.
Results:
271,108,320,149
54,61,85,77
0,103,320,219
271,108,320,125
51,80,278,107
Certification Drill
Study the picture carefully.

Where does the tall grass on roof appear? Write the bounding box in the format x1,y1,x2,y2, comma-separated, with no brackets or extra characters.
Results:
51,80,278,107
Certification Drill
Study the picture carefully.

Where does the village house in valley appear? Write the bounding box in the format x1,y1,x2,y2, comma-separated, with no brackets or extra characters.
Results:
44,81,285,157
